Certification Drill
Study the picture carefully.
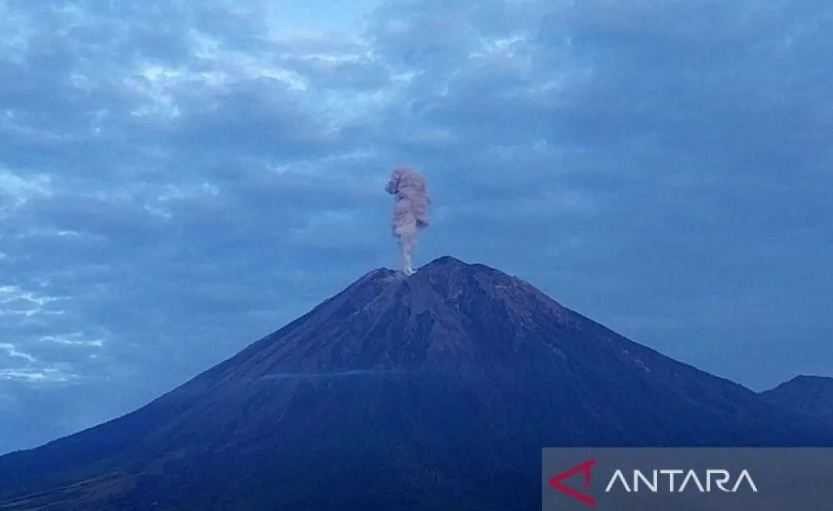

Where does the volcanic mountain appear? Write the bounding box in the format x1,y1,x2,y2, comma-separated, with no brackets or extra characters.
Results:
0,256,830,510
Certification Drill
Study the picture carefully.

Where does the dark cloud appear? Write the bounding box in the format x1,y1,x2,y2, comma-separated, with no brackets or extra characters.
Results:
0,0,832,454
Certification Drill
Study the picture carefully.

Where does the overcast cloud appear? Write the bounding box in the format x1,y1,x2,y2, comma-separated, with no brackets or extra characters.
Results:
1,0,832,454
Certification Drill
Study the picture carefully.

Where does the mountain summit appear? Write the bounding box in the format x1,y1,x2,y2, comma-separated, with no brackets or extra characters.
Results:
0,257,829,510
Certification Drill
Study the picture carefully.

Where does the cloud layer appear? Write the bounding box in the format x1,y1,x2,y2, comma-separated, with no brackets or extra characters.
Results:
1,0,832,454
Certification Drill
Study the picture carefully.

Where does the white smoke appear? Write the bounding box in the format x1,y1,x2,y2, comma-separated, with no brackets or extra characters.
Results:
385,168,430,275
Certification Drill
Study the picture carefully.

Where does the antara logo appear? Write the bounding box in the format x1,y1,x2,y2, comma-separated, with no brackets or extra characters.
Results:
548,459,758,508
548,459,597,507
604,468,758,494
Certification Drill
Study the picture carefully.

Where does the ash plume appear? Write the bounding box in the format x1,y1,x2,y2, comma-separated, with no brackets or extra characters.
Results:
385,168,430,275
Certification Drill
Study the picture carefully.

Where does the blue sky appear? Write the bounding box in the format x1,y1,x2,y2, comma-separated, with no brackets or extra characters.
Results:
1,0,832,454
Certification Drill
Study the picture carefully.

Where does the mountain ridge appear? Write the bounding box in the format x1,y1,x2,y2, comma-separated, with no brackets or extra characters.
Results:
1,256,830,510
761,374,833,423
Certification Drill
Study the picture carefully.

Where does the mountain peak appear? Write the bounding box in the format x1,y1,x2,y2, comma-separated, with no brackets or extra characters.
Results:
353,256,533,313
376,255,493,277
270,255,561,373
422,255,470,268
358,256,483,287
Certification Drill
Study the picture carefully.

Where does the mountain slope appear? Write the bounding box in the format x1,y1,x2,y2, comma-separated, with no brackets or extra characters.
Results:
761,375,833,422
1,256,830,510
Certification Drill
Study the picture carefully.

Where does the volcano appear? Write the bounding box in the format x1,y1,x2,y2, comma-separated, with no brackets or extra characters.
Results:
0,256,830,510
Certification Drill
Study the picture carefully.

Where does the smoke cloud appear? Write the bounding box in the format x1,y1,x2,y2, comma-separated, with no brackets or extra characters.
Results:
385,168,430,275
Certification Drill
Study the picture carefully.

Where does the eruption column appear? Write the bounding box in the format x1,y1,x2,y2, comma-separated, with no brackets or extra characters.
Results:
385,168,430,275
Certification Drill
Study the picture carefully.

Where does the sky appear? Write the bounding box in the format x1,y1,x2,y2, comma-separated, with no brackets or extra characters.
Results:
1,0,832,455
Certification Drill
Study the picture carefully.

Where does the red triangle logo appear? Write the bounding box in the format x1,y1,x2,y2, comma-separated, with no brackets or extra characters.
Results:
548,458,597,508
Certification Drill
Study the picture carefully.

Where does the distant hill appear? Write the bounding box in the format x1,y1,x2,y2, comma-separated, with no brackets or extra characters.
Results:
761,375,833,423
1,256,830,510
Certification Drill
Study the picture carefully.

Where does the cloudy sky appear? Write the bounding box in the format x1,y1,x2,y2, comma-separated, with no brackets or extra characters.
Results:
1,0,832,454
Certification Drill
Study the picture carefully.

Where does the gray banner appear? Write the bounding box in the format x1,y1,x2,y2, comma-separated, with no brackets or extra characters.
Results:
542,448,833,510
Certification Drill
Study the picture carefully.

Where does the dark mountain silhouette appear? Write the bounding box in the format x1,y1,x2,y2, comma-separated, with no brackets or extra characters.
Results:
761,375,833,423
0,256,830,510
